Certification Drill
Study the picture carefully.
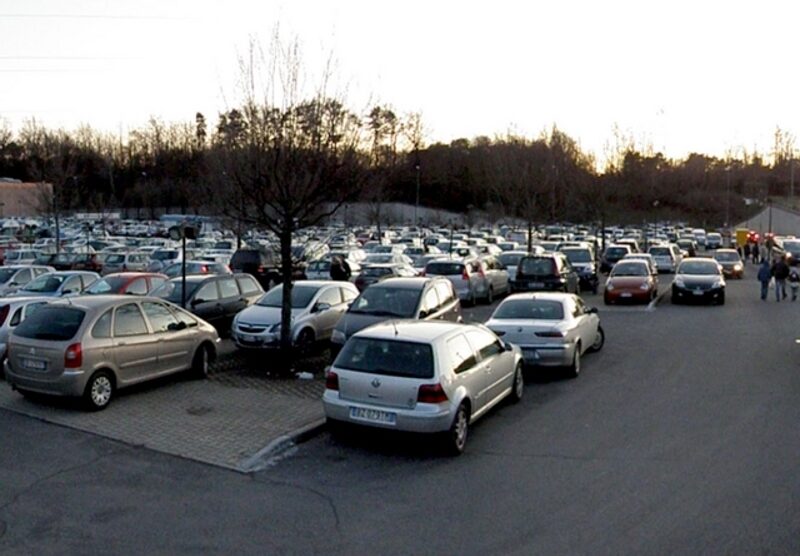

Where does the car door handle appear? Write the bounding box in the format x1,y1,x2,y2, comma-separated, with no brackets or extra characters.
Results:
117,341,127,346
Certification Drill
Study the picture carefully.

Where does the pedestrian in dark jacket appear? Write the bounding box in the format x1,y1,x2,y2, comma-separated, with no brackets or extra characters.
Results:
789,268,800,301
772,256,790,301
757,260,771,301
743,242,751,263
329,256,352,282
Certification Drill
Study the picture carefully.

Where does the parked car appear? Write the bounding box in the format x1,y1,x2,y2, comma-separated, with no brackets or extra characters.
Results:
713,249,744,279
149,273,264,332
323,320,524,454
146,248,182,273
561,246,599,294
305,258,362,281
485,292,604,376
354,263,416,291
423,258,488,306
0,296,52,364
331,277,462,355
101,252,150,275
162,261,231,278
70,253,104,273
230,248,282,290
0,265,54,296
671,258,726,305
4,295,220,410
604,260,659,304
3,249,43,266
511,253,580,294
476,256,511,303
600,245,632,273
9,271,99,298
496,250,543,282
232,281,359,351
37,252,77,271
83,272,168,296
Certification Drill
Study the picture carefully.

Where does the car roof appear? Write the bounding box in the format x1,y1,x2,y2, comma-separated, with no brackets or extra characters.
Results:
370,277,432,289
353,320,471,343
47,295,168,311
103,272,166,279
500,292,573,303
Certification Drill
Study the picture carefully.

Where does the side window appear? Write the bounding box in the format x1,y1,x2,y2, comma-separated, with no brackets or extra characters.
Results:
113,303,149,337
141,302,179,333
195,282,219,302
92,309,113,339
9,308,22,327
171,306,198,328
15,269,31,283
434,281,453,305
63,276,82,293
218,278,239,299
126,278,148,296
466,330,503,361
340,287,358,303
149,276,166,290
317,287,341,306
447,334,478,374
420,287,440,315
236,276,261,295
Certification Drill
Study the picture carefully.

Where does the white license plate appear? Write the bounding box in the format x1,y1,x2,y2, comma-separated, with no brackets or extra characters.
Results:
693,290,705,296
242,334,259,342
350,406,397,425
21,358,46,371
620,292,632,298
524,349,540,360
529,282,544,288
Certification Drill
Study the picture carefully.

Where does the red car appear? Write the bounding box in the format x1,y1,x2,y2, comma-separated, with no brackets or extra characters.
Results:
604,260,658,304
82,272,168,296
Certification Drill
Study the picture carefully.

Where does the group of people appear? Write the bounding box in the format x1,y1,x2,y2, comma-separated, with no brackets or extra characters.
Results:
741,240,770,264
757,254,800,301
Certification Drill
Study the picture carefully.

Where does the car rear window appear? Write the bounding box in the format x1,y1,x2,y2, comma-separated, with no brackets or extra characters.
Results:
14,306,85,341
493,299,564,320
606,247,628,257
425,262,464,276
649,247,671,256
362,267,393,277
335,338,434,378
518,258,556,276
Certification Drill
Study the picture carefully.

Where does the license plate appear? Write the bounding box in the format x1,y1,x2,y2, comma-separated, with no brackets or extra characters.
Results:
529,282,544,288
620,292,632,298
243,334,258,343
21,358,46,371
349,406,397,424
693,290,705,296
524,348,540,360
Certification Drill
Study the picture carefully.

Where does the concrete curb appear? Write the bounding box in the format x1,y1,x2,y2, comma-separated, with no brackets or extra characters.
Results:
238,418,327,473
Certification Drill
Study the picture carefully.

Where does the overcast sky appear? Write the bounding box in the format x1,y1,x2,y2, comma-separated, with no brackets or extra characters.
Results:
1,0,799,162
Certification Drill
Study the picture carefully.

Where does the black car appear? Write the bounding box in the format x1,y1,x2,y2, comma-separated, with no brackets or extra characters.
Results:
150,273,264,332
230,249,281,290
600,245,632,273
561,246,599,294
671,258,726,305
330,276,462,356
511,253,580,294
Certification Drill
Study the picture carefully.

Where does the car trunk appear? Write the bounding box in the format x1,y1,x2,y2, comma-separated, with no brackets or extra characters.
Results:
489,319,566,346
335,369,422,410
8,336,68,379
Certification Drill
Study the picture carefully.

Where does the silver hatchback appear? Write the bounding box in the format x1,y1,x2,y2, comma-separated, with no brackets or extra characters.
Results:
4,295,220,410
323,320,524,455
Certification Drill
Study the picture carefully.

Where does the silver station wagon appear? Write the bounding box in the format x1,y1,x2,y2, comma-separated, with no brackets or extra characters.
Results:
4,295,220,410
323,320,524,455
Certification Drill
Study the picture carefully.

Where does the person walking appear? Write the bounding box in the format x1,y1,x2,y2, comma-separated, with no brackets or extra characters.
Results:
772,255,790,301
759,242,769,265
758,259,771,301
789,267,800,301
329,256,352,282
743,242,751,264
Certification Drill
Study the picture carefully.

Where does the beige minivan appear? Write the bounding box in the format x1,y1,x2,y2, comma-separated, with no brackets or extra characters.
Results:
4,295,220,410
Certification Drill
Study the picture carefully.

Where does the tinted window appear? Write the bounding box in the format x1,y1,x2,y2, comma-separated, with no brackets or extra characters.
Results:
361,267,393,277
23,302,46,319
15,269,31,283
218,278,239,299
611,262,648,277
518,258,556,276
447,334,478,374
334,338,434,378
92,309,113,339
194,282,219,302
142,302,179,333
23,274,65,293
114,304,149,336
498,253,524,267
86,276,128,295
493,299,565,320
14,306,85,341
236,276,261,294
425,262,464,276
563,249,592,263
678,261,720,275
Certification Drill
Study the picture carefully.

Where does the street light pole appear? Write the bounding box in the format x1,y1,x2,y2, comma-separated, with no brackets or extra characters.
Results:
414,162,421,229
725,167,731,229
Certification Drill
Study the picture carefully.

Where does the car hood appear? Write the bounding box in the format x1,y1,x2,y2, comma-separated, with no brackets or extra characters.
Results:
236,305,304,326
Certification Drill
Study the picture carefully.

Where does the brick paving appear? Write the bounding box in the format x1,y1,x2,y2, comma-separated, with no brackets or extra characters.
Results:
0,343,330,472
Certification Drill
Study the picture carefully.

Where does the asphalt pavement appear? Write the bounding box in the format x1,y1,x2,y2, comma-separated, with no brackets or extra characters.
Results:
4,268,800,554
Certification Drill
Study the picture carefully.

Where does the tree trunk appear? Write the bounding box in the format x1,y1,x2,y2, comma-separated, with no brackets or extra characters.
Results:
278,223,294,374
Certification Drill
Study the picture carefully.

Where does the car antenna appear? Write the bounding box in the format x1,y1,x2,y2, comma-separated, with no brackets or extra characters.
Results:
392,320,399,336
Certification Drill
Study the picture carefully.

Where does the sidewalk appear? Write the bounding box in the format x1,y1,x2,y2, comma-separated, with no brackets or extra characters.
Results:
0,342,328,473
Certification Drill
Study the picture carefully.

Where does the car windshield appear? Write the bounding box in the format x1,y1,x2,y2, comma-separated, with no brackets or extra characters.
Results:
361,267,393,277
518,258,555,276
309,260,330,271
649,247,671,256
563,250,592,263
22,274,65,292
105,254,125,264
679,261,719,275
714,252,740,262
152,250,179,261
334,338,434,378
493,299,564,320
0,268,16,283
85,276,129,294
611,263,648,277
257,285,317,308
150,281,201,303
348,286,421,318
425,262,463,276
14,306,85,341
498,254,524,267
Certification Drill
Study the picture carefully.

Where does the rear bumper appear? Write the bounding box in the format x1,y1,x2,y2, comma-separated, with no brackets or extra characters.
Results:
605,289,652,303
516,343,575,367
322,390,454,433
4,360,87,397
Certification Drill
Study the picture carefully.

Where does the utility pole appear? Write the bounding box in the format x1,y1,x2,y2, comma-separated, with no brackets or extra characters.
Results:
791,159,795,209
725,167,731,229
414,159,421,229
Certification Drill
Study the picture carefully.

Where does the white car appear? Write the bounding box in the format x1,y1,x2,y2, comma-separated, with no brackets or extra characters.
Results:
323,320,524,455
485,292,604,377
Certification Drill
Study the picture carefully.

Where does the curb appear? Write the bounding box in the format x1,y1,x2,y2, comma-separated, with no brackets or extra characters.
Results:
238,417,327,473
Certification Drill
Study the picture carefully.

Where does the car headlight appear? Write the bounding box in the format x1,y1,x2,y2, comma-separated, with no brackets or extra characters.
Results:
605,283,614,291
712,279,723,289
331,329,346,344
733,264,742,271
639,283,651,290
674,277,685,288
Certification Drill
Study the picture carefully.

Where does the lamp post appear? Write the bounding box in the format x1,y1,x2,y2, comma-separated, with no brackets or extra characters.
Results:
414,154,421,229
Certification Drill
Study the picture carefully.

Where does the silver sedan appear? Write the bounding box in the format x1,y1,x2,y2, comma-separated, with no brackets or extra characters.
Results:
485,292,604,377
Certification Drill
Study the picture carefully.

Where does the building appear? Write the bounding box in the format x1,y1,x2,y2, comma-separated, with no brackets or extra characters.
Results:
0,179,51,217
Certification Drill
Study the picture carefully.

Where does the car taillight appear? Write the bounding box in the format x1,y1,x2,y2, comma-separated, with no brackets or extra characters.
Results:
418,383,448,403
201,265,208,273
65,343,83,368
325,369,339,390
420,270,426,277
0,305,9,326
257,265,265,274
461,268,469,280
535,330,566,338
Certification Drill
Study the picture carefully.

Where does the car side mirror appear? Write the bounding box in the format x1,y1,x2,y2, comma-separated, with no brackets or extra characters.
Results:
587,307,599,314
418,309,429,319
502,340,513,351
314,302,331,313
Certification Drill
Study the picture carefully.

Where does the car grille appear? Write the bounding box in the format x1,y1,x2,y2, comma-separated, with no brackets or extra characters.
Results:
684,281,712,291
238,324,267,333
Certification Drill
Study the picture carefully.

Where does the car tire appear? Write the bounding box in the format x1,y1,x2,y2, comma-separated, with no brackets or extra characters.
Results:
192,345,210,379
588,326,605,353
604,294,612,305
296,328,316,353
566,344,581,379
445,403,470,456
83,370,114,411
510,363,524,403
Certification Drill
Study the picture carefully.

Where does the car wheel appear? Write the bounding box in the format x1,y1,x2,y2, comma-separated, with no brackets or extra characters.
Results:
469,290,477,307
588,326,605,353
445,403,470,456
192,345,210,379
485,287,494,305
566,344,581,379
510,363,524,403
83,370,114,411
296,328,315,353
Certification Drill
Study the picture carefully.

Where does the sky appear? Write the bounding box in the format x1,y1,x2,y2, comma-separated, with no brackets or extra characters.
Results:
1,0,800,162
